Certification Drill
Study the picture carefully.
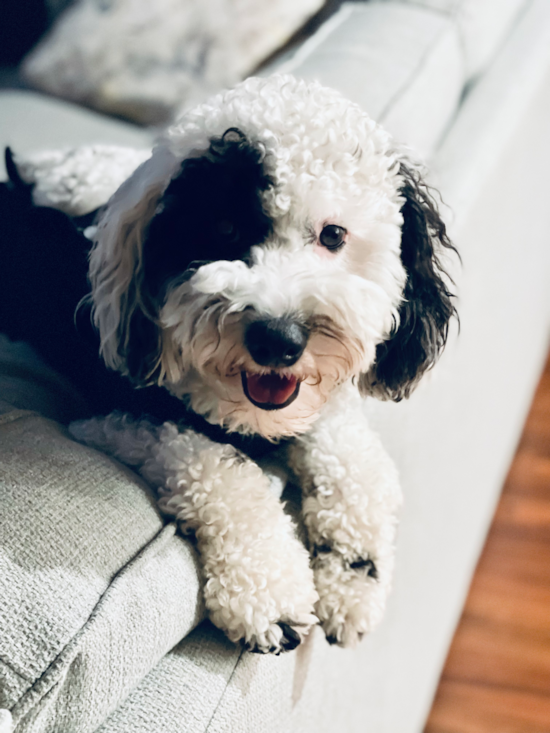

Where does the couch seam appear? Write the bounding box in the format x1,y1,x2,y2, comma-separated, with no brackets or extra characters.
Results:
389,0,459,20
0,410,37,427
378,16,460,126
275,3,354,75
203,648,246,733
0,658,33,686
9,522,198,729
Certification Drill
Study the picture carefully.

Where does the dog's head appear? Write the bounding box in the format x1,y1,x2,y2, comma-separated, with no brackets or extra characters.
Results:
89,75,456,438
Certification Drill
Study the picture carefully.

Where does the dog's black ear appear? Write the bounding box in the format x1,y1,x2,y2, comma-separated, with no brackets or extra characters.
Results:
115,277,163,386
360,161,458,401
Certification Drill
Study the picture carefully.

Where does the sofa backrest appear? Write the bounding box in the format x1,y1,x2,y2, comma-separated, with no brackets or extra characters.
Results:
386,0,528,78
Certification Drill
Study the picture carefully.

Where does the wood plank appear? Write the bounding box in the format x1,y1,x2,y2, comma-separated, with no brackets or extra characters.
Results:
465,572,550,634
426,680,550,733
472,529,550,579
441,616,550,693
504,451,550,499
494,493,550,529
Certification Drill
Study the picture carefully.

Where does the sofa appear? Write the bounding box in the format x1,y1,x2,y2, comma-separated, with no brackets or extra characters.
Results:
2,0,550,731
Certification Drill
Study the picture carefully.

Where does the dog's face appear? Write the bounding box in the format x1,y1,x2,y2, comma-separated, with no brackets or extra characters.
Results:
90,75,456,438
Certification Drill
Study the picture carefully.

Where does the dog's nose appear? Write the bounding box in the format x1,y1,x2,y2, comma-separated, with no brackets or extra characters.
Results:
244,318,309,368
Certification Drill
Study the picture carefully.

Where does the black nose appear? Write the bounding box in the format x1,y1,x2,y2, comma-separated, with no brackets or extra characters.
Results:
244,318,309,368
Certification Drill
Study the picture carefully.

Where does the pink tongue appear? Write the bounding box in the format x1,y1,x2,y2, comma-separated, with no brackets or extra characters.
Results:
246,373,298,405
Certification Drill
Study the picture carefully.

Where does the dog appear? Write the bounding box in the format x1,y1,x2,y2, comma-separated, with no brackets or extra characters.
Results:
1,74,457,653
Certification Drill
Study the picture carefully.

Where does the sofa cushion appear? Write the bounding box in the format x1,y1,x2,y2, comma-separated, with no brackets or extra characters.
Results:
265,2,464,158
0,410,205,733
382,0,528,78
96,624,242,733
0,90,154,181
0,335,88,423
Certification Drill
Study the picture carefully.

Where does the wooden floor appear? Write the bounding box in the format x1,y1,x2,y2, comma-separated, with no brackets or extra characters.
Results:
424,355,550,733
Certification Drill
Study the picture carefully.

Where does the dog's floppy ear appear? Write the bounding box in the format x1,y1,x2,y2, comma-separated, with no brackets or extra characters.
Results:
114,273,163,385
89,148,179,385
360,160,458,401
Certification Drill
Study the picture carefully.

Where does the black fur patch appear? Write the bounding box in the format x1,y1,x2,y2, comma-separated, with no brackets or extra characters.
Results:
349,557,378,579
121,127,275,385
143,127,274,297
369,161,459,401
245,622,302,654
312,544,332,558
277,622,302,651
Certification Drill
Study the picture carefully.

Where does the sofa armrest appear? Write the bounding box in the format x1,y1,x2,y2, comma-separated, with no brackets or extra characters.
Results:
0,410,205,733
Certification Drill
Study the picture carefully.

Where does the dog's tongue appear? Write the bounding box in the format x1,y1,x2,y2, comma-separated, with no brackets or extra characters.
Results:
246,372,298,405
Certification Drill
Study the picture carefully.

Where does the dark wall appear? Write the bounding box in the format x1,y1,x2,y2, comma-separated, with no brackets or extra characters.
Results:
0,0,48,65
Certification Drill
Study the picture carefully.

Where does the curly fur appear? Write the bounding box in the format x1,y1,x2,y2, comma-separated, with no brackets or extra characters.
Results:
70,414,318,652
361,161,458,400
69,74,457,652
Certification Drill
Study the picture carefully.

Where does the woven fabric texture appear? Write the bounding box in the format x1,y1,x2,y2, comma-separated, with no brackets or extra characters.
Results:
0,411,205,733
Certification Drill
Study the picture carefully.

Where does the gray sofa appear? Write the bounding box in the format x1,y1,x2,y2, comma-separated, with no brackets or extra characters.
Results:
2,1,550,731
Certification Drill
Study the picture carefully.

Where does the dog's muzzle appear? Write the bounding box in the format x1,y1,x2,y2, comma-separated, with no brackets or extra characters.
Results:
241,317,308,410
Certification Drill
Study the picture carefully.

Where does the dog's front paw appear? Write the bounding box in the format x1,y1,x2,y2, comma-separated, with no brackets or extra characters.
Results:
206,578,318,655
312,548,389,647
244,619,314,655
153,434,320,653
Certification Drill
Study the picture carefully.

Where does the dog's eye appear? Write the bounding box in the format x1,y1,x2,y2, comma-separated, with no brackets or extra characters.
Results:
319,225,347,251
218,219,235,236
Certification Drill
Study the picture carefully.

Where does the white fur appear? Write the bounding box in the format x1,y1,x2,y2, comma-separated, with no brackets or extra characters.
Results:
14,145,151,216
69,75,418,651
70,414,318,652
288,383,401,645
0,709,12,733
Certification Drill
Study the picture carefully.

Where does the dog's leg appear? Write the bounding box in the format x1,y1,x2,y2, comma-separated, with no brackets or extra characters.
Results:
70,414,318,654
287,384,402,647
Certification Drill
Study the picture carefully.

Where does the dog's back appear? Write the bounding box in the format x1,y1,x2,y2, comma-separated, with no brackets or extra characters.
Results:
0,151,93,383
0,149,189,423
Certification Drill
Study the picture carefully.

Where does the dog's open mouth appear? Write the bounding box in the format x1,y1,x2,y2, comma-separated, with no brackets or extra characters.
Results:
241,371,300,411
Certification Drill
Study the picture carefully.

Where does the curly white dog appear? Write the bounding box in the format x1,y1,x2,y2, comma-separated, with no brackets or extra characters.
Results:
57,74,456,654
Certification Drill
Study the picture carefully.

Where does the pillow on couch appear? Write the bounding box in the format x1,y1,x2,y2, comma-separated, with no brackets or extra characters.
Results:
22,0,324,124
